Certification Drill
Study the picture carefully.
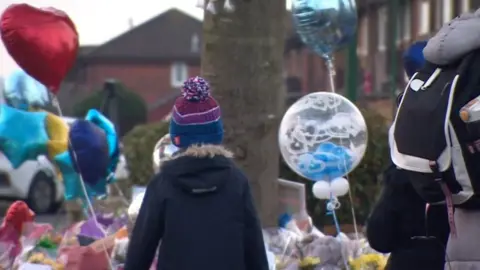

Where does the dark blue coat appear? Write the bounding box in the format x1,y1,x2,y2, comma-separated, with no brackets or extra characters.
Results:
124,147,269,270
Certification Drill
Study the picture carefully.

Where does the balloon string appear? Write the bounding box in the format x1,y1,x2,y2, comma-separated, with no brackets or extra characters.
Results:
111,182,130,207
326,197,341,234
280,234,293,264
51,96,114,270
327,59,336,93
326,196,350,270
326,58,360,241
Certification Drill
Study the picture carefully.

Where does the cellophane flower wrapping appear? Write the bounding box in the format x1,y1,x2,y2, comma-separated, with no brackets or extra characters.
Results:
263,227,302,269
14,222,65,269
0,241,15,269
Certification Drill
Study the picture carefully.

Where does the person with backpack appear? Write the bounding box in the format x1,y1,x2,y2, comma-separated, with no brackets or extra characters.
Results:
366,41,450,270
124,76,269,270
392,10,480,270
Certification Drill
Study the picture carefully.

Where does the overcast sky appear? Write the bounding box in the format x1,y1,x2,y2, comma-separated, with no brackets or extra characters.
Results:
1,0,293,77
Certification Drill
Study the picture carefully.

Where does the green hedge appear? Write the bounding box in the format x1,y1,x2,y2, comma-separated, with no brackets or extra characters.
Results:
122,121,169,186
72,83,148,137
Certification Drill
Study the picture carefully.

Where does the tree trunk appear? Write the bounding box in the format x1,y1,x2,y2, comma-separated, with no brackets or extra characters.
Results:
202,0,286,227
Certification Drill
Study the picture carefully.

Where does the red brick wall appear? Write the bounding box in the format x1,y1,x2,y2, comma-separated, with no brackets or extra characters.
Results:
83,63,201,121
149,100,176,122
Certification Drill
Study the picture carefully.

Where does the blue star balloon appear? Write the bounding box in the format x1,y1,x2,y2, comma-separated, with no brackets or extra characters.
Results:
54,109,119,202
291,0,357,60
0,104,49,168
3,69,50,110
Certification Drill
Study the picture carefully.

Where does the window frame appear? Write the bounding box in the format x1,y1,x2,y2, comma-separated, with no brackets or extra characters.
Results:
170,62,188,88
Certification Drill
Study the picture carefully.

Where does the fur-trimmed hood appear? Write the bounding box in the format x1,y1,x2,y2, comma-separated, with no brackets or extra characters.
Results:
169,144,233,161
161,144,234,195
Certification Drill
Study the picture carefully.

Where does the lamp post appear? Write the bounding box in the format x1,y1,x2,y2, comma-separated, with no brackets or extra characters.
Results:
388,0,399,116
345,33,358,102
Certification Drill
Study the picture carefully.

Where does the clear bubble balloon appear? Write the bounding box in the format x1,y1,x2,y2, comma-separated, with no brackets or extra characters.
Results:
279,92,367,182
153,134,179,172
291,0,357,59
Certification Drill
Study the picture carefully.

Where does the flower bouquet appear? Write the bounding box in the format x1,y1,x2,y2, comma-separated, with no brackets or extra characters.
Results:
263,227,300,269
294,230,322,270
13,224,65,270
348,238,388,270
349,253,387,270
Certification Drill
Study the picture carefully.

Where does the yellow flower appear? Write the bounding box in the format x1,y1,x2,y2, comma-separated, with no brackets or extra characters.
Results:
349,254,387,270
299,256,321,267
275,256,288,269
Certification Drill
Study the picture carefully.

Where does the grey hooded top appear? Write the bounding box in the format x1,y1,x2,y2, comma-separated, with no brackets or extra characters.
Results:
423,9,480,65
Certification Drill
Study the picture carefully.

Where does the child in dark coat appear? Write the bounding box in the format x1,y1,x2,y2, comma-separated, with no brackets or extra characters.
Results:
124,77,269,270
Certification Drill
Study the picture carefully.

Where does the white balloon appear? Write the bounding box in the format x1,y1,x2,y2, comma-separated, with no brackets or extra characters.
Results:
330,177,350,197
312,181,331,199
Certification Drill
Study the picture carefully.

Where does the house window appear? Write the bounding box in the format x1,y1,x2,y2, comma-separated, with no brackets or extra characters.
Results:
171,62,188,88
191,34,200,53
419,1,431,35
443,0,453,23
461,0,470,12
377,7,387,51
396,5,404,45
404,1,411,40
357,15,368,55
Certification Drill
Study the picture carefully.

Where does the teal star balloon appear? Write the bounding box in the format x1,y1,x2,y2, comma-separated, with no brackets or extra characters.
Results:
0,104,48,168
54,151,107,201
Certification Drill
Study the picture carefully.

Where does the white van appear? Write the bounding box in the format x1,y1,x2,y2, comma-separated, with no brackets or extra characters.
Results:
0,116,129,214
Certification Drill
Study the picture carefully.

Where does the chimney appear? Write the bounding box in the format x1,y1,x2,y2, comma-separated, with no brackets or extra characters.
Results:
128,18,134,29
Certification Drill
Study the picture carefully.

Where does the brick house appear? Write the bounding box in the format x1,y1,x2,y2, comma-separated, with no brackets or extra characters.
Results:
64,1,477,122
64,8,203,122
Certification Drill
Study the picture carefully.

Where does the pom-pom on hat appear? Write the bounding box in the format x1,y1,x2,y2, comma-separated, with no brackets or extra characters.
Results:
169,76,223,148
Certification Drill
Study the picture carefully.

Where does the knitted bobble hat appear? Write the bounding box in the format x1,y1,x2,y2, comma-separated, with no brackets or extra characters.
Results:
169,76,223,148
403,40,428,78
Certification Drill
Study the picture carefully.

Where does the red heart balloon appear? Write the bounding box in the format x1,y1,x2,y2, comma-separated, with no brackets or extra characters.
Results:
0,4,79,94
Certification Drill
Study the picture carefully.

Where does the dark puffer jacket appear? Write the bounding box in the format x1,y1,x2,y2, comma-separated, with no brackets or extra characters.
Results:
366,165,449,270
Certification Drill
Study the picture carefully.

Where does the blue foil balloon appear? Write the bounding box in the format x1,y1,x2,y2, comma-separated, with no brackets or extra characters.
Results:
69,120,109,186
0,104,49,168
54,109,119,202
291,0,357,59
3,69,50,110
85,109,120,183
